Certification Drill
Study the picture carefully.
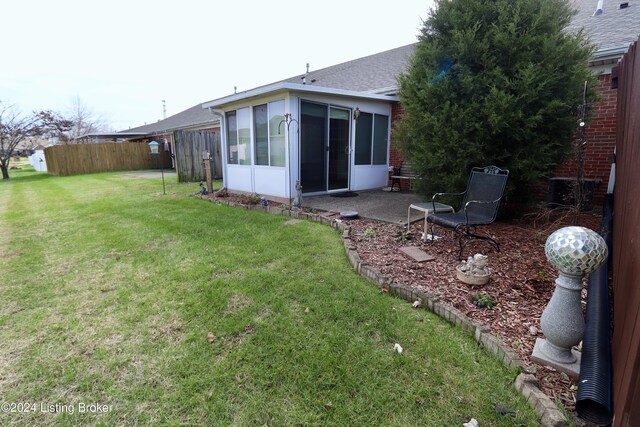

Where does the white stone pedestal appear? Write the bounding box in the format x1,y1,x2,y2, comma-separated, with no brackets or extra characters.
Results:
531,226,608,379
531,338,581,379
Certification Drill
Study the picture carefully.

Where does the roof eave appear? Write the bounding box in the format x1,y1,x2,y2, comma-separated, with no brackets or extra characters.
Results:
202,82,398,110
589,45,632,67
144,119,221,135
367,86,399,96
76,132,150,140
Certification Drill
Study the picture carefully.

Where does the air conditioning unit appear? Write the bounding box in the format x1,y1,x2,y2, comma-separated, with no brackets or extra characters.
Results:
547,177,601,210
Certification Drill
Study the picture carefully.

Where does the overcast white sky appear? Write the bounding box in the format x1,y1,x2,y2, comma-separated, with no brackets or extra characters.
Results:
1,0,435,131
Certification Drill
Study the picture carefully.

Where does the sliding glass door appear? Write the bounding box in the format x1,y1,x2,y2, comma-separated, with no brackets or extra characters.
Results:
328,107,350,190
300,101,327,193
300,101,350,193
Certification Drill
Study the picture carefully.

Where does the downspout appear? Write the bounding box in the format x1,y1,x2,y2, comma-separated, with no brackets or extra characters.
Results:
576,157,615,424
210,108,227,191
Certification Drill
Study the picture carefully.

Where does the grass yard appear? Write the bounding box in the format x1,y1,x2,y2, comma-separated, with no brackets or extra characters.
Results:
0,166,539,426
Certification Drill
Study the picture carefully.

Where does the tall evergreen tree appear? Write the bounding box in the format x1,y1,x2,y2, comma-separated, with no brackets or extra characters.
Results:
397,0,595,208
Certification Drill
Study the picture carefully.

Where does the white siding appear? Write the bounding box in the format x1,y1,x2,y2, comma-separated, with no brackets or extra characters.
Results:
254,167,287,198
29,150,47,172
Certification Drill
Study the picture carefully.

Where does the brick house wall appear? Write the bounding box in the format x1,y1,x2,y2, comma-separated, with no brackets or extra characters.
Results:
387,75,616,206
388,102,404,170
551,73,617,205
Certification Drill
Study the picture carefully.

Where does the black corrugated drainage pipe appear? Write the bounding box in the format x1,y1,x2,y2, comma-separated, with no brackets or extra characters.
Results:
576,193,613,424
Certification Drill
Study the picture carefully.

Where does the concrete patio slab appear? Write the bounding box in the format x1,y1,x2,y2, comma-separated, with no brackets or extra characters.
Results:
302,189,425,225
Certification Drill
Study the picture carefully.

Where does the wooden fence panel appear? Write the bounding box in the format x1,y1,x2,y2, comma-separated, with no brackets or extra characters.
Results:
174,130,221,182
612,38,640,426
44,142,171,176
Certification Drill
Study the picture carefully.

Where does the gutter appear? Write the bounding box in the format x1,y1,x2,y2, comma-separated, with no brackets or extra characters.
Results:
142,119,221,139
209,108,227,190
593,46,630,60
589,45,632,67
74,132,150,142
202,82,398,110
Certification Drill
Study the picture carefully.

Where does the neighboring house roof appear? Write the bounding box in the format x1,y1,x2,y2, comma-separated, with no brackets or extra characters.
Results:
567,0,640,60
76,132,150,142
16,137,49,150
124,102,219,134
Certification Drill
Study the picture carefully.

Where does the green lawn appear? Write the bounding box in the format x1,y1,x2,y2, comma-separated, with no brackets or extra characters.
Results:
0,166,539,426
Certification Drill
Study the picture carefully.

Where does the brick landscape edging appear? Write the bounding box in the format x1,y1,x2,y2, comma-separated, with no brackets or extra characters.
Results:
337,223,567,427
201,196,568,426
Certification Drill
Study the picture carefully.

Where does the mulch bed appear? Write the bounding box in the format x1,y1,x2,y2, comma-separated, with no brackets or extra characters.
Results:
346,209,602,416
203,190,602,418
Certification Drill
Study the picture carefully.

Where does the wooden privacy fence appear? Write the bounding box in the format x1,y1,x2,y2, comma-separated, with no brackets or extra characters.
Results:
611,38,640,426
174,129,221,182
45,142,172,176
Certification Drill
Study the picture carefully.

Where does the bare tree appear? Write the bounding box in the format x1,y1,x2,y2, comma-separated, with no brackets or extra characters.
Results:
0,102,72,179
57,96,109,144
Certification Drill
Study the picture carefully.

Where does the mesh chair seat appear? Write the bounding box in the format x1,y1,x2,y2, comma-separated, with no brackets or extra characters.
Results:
427,211,491,229
426,165,509,259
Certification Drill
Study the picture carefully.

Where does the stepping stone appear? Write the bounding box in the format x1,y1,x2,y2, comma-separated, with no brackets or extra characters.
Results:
399,246,435,263
284,219,302,225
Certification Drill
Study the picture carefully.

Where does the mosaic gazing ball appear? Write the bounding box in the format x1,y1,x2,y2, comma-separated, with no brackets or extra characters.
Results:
545,226,608,276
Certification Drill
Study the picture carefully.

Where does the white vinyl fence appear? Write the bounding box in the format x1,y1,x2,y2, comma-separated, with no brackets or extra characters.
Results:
28,149,47,172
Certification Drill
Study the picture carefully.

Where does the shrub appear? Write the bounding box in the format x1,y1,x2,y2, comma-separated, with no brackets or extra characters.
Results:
237,193,262,205
397,0,596,208
471,292,496,309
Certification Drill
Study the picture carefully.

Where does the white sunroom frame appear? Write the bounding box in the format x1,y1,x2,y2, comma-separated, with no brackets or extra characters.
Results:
203,82,397,204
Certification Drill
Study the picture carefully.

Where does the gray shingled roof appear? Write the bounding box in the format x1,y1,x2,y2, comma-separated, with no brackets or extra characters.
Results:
122,45,416,133
278,2,640,94
123,2,639,133
279,44,416,94
125,102,218,134
567,0,640,52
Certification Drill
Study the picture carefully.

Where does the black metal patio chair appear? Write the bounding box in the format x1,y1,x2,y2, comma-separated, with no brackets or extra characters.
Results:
427,166,509,259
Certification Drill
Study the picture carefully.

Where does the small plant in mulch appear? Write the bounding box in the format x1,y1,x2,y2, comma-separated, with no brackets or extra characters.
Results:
362,228,376,239
471,292,496,309
529,271,553,283
237,193,262,205
394,228,414,243
526,271,555,290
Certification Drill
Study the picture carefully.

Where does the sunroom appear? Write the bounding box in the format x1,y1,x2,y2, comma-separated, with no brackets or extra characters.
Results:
202,82,396,204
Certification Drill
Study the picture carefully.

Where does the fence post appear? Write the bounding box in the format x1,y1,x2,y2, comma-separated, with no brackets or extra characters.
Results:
202,150,213,193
